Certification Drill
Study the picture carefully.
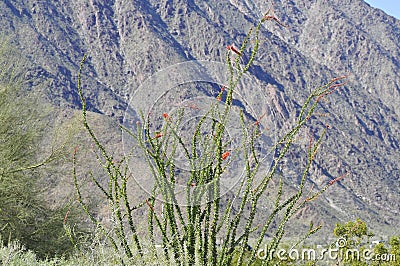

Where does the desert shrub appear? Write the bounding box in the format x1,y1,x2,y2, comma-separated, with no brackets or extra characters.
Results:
0,38,85,259
72,8,348,265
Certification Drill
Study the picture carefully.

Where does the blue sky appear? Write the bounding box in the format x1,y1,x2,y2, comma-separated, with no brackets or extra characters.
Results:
364,0,400,19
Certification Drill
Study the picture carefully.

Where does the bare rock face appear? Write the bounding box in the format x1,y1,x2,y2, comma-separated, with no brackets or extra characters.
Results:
1,0,399,237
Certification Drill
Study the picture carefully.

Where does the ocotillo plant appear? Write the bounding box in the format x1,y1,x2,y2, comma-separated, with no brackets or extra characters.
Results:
73,7,348,266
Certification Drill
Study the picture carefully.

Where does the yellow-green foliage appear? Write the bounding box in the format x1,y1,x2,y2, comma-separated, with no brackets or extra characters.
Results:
0,38,83,259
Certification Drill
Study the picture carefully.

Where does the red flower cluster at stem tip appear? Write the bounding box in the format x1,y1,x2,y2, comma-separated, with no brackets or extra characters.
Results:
226,45,242,56
328,172,349,185
146,199,154,212
254,112,266,126
153,133,163,139
63,210,70,225
221,151,231,160
263,14,288,27
73,146,79,157
262,4,288,28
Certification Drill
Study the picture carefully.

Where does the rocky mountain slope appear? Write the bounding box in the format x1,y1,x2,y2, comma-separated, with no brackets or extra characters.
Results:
1,0,399,239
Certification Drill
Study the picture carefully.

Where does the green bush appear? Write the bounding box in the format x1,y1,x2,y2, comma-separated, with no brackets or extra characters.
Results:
0,38,85,259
